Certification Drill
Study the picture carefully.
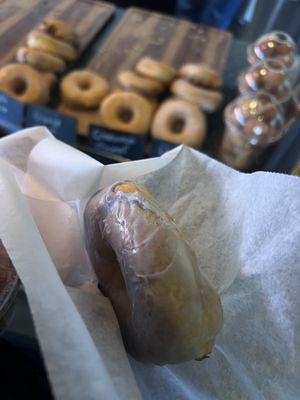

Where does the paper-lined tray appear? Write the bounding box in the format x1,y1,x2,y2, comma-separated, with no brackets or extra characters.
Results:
0,0,115,67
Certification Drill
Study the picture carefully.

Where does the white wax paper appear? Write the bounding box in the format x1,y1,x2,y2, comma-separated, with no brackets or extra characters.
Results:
0,126,299,400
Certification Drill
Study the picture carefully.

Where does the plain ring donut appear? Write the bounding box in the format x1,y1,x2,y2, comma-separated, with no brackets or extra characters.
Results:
118,70,165,96
179,63,222,89
136,57,177,84
27,31,77,62
100,91,152,133
16,47,66,73
0,63,50,105
37,19,78,46
151,98,206,147
171,79,223,113
84,181,222,364
61,70,110,109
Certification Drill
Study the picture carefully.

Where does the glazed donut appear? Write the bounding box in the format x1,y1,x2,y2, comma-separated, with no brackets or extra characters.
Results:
151,99,206,147
118,71,165,96
60,70,109,109
27,31,77,62
0,63,49,104
171,79,223,113
179,64,222,89
100,91,152,133
112,88,159,115
37,18,78,46
84,181,222,364
16,46,66,73
136,57,177,84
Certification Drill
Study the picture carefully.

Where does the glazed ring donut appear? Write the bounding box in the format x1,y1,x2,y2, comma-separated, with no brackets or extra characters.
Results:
118,71,165,96
37,19,78,46
0,63,50,105
151,99,206,147
179,63,222,89
16,47,66,73
27,31,77,62
84,181,222,364
112,89,159,115
171,79,223,113
100,91,152,134
136,57,177,84
60,70,110,109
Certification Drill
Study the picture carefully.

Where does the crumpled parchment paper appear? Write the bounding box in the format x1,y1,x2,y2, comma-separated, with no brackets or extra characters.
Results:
0,126,299,400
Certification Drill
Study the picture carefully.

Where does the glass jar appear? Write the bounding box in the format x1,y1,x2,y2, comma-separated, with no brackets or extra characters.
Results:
220,133,263,170
247,31,296,69
220,93,285,170
238,59,292,105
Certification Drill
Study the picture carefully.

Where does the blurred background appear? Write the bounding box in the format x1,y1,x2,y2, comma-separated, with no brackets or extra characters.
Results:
111,0,300,46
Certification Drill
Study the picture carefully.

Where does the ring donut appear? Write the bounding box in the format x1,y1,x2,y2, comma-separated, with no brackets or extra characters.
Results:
136,57,177,84
16,46,66,73
84,181,222,364
27,31,77,62
171,79,223,113
179,64,222,89
37,19,78,46
151,99,206,147
60,70,110,109
0,63,50,105
100,91,152,134
112,89,159,115
118,70,165,96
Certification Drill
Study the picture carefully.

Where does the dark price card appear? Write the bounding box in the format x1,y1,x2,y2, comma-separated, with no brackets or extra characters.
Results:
0,92,24,133
150,139,177,157
88,125,145,160
25,105,77,145
85,151,124,165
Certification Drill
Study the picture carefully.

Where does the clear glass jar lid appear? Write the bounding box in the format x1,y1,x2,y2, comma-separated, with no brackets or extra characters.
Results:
239,59,292,102
224,92,284,145
247,31,296,68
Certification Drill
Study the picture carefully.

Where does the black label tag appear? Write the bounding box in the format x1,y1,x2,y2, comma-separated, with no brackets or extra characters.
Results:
85,151,121,165
150,139,177,157
0,92,24,132
88,125,145,160
25,105,77,144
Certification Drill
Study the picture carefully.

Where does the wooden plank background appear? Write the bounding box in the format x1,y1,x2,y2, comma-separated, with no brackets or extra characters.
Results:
0,0,115,67
88,7,232,86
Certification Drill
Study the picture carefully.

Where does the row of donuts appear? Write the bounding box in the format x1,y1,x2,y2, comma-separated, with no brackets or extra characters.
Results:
59,57,223,148
152,64,223,147
219,31,300,170
0,19,78,105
